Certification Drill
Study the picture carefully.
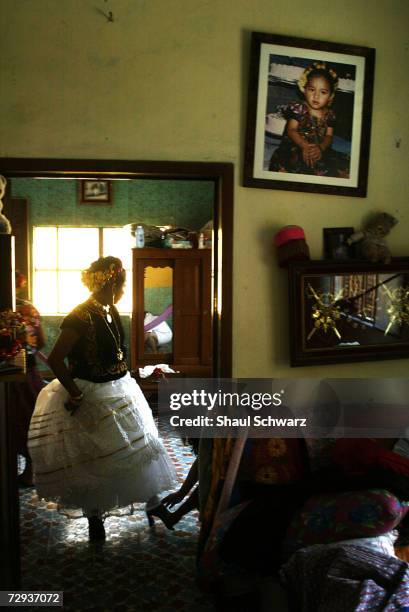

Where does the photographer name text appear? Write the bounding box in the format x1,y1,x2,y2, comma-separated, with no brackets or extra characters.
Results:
169,415,307,427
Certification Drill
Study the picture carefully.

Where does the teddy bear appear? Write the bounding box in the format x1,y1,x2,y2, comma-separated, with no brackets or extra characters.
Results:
347,212,397,264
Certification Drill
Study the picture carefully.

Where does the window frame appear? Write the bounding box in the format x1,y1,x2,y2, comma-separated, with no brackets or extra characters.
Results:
32,225,132,316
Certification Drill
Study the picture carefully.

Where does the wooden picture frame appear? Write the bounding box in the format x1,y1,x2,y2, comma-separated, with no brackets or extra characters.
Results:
80,179,111,204
323,227,356,260
288,259,409,366
243,32,375,197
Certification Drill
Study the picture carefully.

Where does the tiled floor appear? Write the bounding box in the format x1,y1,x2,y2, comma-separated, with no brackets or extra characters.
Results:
19,423,214,611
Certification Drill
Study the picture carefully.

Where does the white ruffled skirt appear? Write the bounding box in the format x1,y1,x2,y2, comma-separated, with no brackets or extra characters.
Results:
28,373,177,516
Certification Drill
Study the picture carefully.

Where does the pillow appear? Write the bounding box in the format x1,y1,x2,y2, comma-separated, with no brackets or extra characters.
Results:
283,489,409,557
326,530,398,557
331,438,409,477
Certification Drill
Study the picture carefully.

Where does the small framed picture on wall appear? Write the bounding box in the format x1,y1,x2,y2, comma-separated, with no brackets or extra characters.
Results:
80,180,112,204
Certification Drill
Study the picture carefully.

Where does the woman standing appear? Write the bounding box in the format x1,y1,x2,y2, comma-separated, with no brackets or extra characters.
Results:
28,256,176,540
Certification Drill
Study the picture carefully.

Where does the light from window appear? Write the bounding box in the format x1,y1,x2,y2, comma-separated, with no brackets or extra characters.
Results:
33,227,57,269
34,271,59,314
33,226,132,315
103,227,133,313
58,228,99,269
58,271,90,314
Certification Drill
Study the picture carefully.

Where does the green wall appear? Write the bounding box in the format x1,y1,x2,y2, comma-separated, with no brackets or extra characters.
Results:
145,288,173,323
2,0,409,377
11,178,214,230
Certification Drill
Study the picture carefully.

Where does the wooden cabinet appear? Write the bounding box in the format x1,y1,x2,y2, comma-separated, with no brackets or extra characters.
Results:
131,248,212,376
0,355,26,589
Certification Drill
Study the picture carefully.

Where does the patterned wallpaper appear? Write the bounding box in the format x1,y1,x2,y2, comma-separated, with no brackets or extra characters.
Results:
145,287,173,325
11,178,214,229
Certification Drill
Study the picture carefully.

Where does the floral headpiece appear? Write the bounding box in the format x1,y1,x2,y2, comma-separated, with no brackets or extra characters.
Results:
298,62,338,96
81,263,123,293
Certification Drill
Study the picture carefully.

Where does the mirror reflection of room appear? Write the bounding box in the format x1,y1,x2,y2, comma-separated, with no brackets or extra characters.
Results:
144,266,173,354
0,157,234,611
304,271,409,350
6,177,214,376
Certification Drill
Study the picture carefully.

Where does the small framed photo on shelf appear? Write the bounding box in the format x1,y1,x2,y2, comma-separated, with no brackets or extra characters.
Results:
323,227,355,260
80,180,111,204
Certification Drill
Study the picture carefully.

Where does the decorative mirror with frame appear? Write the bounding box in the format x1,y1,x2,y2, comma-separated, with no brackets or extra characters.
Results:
289,259,409,366
0,157,233,589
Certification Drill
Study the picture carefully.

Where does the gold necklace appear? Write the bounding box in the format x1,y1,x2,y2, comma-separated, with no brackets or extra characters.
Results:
90,298,113,323
90,299,123,361
103,313,124,362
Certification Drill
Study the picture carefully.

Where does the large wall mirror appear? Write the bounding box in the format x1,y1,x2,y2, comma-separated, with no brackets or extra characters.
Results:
0,158,233,378
289,259,409,366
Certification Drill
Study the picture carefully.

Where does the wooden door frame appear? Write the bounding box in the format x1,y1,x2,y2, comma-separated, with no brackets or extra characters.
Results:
0,157,234,589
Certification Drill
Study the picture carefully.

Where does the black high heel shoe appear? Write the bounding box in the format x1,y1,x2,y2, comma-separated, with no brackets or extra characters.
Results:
88,516,106,541
146,504,175,531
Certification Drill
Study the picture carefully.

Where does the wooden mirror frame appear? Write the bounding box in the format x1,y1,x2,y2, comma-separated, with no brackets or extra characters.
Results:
289,259,409,367
0,157,233,378
0,157,233,589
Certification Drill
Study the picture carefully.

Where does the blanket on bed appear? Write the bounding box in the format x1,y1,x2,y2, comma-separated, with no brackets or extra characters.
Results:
280,543,409,611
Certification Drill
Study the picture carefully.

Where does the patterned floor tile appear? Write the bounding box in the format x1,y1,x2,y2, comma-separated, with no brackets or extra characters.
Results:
19,424,214,611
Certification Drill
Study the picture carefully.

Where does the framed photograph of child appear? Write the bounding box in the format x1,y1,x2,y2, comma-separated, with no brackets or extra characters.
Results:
80,180,112,204
243,32,375,197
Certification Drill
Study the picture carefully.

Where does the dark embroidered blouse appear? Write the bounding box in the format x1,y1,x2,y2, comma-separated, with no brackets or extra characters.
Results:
61,300,127,383
269,101,342,177
281,101,336,145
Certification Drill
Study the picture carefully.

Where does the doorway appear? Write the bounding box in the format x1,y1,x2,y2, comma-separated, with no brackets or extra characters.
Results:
0,157,233,589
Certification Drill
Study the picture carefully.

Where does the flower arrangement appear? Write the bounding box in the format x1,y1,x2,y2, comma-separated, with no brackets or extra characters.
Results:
0,310,26,361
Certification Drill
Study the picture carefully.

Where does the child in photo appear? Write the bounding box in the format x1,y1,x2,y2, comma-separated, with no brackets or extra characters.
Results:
269,62,349,178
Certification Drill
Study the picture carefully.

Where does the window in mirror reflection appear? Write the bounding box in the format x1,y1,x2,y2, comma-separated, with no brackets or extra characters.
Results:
33,226,132,314
304,272,409,350
143,266,173,354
